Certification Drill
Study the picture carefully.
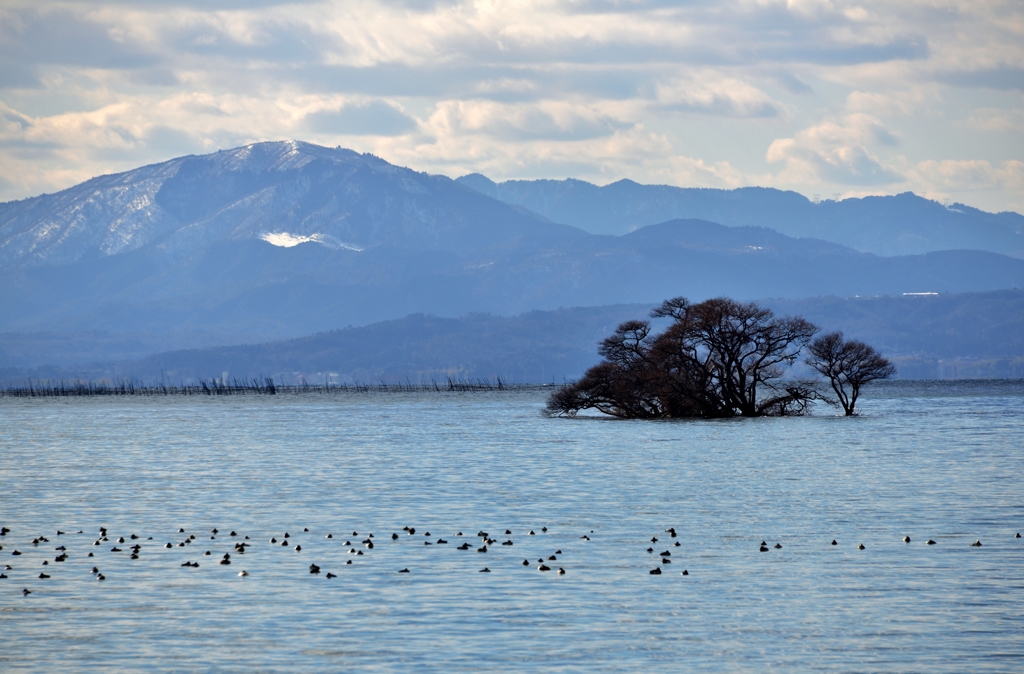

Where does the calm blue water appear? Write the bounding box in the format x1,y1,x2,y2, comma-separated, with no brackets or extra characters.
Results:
1,381,1022,671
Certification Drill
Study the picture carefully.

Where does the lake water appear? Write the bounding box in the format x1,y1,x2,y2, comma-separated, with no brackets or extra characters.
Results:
1,380,1022,671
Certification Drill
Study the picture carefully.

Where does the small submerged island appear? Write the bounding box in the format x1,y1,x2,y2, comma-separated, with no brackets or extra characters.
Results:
546,296,894,419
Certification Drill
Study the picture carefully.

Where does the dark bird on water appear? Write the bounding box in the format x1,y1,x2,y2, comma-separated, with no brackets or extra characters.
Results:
831,540,837,546
479,568,491,573
858,544,865,550
927,539,936,545
538,565,551,571
760,545,769,552
649,568,661,575
903,536,911,543
523,560,529,566
681,570,688,575
399,568,410,573
774,543,782,549
326,573,336,578
558,568,565,575
971,540,983,547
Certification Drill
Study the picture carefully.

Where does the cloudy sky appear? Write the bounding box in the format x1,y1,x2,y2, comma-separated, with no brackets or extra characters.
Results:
1,0,1022,212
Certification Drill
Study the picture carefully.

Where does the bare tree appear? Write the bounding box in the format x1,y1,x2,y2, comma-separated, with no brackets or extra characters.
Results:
547,297,819,418
805,331,895,416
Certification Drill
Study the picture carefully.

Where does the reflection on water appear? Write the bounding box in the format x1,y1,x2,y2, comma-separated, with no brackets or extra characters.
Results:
1,381,1023,671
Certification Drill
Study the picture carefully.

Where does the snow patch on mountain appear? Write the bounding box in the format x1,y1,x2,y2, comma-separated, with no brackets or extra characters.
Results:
260,231,363,251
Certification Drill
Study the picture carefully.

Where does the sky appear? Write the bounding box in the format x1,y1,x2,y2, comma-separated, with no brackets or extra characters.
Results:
0,0,1022,213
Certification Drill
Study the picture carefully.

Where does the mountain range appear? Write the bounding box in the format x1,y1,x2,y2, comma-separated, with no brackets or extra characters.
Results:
457,174,1024,258
1,140,1022,377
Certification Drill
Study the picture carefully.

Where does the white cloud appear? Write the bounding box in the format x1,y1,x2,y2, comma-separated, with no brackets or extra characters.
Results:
0,0,1020,212
766,113,901,185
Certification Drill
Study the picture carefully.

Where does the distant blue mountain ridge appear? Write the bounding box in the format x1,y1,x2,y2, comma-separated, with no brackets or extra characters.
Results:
0,140,1021,372
456,173,1024,258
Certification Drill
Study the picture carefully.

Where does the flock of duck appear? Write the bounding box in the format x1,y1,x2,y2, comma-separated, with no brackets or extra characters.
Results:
2,523,1015,596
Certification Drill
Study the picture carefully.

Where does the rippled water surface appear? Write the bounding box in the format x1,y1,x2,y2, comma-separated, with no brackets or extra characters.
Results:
1,381,1023,671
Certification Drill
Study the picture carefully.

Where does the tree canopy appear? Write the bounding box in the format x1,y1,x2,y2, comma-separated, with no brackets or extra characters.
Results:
546,297,894,419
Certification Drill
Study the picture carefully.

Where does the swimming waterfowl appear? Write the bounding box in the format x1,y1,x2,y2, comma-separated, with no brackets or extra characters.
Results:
660,551,671,557
651,537,658,543
505,530,512,535
971,540,982,547
479,567,491,572
399,568,410,573
760,545,769,552
831,540,837,546
165,543,172,549
23,588,30,595
326,573,336,578
309,564,321,574
903,536,911,543
674,542,681,547
523,560,529,566
649,568,661,575
97,574,105,580
538,565,551,571
477,545,487,553
38,573,49,579
327,534,333,539
681,570,688,575
858,544,865,550
774,544,782,549
437,539,448,544
239,570,249,577
294,545,302,552
392,533,399,540
662,558,671,564
542,527,547,532
547,555,556,560
558,568,565,575
303,528,308,532
927,539,936,545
